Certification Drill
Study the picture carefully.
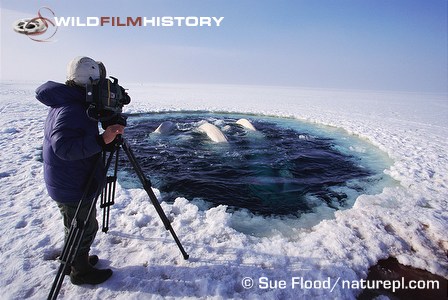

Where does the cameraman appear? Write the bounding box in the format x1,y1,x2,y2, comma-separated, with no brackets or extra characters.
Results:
36,56,124,285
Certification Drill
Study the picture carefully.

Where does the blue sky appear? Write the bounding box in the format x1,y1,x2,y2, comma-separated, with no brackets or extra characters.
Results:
1,0,447,92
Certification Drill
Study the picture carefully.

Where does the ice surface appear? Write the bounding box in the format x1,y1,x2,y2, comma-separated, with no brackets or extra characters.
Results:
0,81,447,299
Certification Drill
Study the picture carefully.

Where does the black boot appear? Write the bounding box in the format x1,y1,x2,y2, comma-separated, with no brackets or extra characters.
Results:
64,255,99,276
70,253,113,285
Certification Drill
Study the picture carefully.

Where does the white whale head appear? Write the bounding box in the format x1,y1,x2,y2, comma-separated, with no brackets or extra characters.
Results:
154,121,176,135
198,122,228,143
236,118,256,131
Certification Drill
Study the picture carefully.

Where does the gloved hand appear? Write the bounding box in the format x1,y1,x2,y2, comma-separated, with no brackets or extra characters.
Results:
102,124,125,145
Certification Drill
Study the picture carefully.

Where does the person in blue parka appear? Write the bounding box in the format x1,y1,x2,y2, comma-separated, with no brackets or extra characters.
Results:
36,56,124,285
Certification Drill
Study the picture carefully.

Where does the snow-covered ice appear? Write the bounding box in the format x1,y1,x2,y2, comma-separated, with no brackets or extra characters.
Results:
0,81,447,299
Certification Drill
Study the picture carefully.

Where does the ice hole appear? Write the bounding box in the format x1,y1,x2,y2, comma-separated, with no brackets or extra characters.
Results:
118,112,396,233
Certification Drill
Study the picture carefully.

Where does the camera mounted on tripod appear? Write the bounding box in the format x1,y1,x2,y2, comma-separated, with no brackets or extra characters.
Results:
86,76,131,129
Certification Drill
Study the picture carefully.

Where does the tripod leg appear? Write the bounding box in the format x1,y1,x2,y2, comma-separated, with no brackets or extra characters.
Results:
121,138,189,260
100,147,119,233
47,150,117,300
101,190,107,232
48,208,92,300
100,178,114,233
48,227,80,300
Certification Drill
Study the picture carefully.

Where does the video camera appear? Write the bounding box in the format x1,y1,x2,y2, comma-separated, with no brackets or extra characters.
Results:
86,76,131,129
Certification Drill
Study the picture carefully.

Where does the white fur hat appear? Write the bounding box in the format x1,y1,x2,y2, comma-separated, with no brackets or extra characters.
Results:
66,56,100,85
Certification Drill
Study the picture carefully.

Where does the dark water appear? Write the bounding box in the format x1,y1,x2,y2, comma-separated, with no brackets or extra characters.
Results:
118,113,373,216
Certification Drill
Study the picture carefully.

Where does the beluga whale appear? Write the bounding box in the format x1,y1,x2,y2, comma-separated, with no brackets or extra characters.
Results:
198,122,228,143
153,121,176,135
236,118,256,131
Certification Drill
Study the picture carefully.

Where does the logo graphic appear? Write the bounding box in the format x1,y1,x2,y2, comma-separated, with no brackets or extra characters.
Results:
12,7,58,42
12,7,224,42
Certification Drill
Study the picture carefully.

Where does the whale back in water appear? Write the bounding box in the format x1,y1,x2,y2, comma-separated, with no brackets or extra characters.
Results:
198,122,228,143
236,118,256,131
154,121,176,135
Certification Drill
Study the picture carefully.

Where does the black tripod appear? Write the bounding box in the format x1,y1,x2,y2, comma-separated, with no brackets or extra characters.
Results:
48,136,189,300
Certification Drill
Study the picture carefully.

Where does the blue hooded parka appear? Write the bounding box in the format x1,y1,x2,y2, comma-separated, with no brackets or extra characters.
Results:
36,81,105,203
